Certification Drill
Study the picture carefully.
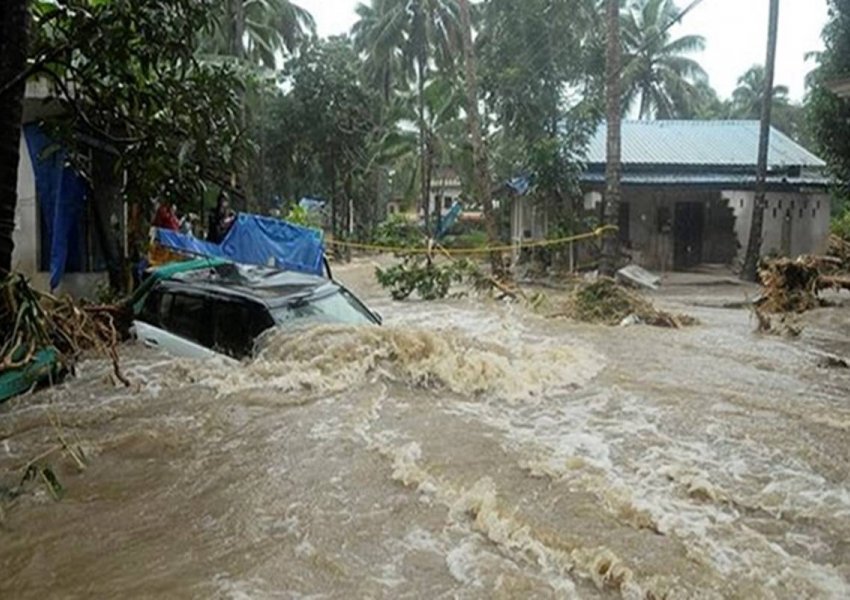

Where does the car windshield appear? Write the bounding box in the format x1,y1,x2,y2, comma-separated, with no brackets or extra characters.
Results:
271,288,375,330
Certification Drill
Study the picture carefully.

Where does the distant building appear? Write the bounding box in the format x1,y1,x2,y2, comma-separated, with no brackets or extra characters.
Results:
513,120,831,271
429,167,463,218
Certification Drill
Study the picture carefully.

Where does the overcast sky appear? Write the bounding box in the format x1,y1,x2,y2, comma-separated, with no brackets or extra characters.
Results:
296,0,828,102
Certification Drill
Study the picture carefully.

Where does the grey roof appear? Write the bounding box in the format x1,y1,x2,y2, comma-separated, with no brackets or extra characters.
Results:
581,172,830,188
585,120,826,168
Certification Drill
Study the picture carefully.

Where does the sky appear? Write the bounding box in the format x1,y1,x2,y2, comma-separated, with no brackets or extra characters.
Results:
296,0,829,102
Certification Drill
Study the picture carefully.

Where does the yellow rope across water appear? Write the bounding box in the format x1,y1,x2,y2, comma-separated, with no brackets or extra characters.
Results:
325,225,618,256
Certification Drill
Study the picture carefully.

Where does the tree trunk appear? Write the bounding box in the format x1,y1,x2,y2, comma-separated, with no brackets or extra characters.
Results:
417,54,431,236
0,0,30,277
600,0,622,278
91,148,125,292
459,0,503,276
229,0,245,60
741,0,780,282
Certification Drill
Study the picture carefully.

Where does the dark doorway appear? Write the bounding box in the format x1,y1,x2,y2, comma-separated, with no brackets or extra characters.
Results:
674,202,704,270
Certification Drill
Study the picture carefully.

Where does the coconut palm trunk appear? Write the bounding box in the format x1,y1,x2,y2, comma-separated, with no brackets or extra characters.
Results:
0,0,30,276
742,0,780,282
417,53,432,235
459,0,503,276
601,0,622,277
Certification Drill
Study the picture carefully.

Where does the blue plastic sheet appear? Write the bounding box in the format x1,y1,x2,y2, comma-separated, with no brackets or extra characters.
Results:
24,124,89,290
436,201,462,239
155,213,326,276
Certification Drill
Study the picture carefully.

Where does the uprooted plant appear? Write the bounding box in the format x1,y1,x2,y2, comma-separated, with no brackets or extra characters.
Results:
375,255,476,300
1,274,131,387
551,278,698,328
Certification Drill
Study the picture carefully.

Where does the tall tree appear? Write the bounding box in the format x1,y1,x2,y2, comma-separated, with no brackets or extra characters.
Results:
479,0,602,246
0,0,30,275
201,0,315,68
600,0,622,277
742,0,780,282
459,0,502,275
352,0,462,234
730,66,790,118
807,0,850,215
729,65,806,141
620,0,707,119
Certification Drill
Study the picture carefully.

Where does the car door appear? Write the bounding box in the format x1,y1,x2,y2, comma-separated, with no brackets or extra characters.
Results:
133,286,219,360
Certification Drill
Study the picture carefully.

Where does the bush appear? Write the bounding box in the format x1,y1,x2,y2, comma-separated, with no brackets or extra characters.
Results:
373,214,424,249
375,256,475,300
285,205,323,230
832,209,850,240
442,229,489,250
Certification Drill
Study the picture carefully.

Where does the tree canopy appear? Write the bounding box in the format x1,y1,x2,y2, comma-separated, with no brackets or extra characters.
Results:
808,0,850,209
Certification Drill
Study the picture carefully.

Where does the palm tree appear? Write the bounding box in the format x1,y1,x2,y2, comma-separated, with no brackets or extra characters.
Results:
620,0,707,119
352,0,462,233
729,65,790,119
351,0,411,103
202,0,315,67
0,0,30,275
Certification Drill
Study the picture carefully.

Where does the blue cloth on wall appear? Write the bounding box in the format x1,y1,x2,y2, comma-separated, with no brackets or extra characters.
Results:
156,213,326,277
23,124,89,290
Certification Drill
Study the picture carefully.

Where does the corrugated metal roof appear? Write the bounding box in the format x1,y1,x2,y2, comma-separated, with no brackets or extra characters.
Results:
580,172,830,188
585,120,826,168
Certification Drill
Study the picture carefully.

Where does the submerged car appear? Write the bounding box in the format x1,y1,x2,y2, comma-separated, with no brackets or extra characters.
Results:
130,260,380,360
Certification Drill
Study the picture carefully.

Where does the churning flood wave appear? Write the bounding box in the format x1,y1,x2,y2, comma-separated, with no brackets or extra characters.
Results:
1,262,849,599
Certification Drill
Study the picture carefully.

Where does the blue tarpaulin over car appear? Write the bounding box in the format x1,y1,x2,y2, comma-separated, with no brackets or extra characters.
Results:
24,124,90,290
155,213,325,276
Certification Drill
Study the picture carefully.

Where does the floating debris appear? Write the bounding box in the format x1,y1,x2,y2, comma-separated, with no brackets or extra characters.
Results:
552,278,697,328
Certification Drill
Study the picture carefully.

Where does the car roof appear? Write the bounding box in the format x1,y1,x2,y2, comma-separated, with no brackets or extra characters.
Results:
160,263,336,308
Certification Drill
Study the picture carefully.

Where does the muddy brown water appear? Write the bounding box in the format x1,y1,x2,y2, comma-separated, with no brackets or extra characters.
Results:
1,261,849,599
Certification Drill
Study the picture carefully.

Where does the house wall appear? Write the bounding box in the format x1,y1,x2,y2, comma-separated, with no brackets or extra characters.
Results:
13,131,107,298
428,177,463,218
621,188,731,271
725,190,831,262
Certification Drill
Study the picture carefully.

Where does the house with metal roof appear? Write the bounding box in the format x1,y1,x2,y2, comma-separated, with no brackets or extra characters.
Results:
513,120,832,271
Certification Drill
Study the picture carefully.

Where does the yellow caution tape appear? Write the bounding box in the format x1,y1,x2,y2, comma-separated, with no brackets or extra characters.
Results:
325,225,618,256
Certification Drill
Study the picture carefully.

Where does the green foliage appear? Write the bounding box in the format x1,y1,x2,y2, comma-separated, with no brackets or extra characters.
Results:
28,0,252,207
285,205,322,230
808,0,850,201
269,37,383,237
833,209,850,239
375,256,474,300
479,0,601,237
620,0,708,119
372,214,424,249
198,0,315,68
442,229,488,249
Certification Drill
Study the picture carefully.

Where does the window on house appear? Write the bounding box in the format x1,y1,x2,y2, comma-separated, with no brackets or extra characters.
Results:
799,209,804,219
443,197,453,210
772,208,777,219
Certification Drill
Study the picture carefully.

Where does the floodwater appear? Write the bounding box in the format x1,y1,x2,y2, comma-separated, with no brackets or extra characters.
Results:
1,261,849,599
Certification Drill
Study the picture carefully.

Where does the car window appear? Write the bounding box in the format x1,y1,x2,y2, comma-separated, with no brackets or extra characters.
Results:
212,298,274,359
139,289,163,326
271,289,376,330
163,292,212,348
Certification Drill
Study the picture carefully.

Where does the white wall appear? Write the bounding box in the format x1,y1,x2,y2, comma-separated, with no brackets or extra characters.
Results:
726,190,831,262
12,131,106,297
13,135,38,276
